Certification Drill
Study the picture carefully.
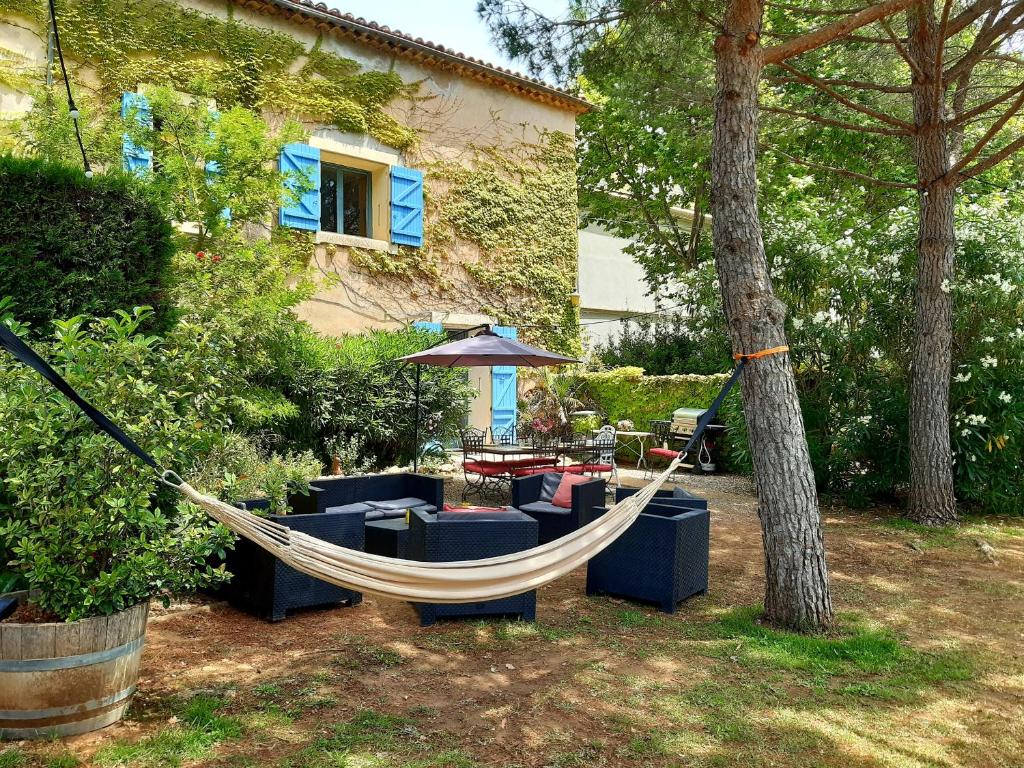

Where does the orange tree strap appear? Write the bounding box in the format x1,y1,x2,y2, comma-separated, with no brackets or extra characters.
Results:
733,345,790,362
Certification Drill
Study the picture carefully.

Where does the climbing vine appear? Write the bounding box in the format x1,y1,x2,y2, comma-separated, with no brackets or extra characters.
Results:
0,0,580,351
350,131,581,353
0,0,416,148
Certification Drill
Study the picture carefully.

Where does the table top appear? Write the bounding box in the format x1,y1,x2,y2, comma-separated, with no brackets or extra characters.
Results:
591,430,652,437
478,443,596,455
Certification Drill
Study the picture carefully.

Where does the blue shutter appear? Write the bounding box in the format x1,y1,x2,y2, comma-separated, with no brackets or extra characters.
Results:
390,166,424,247
413,321,443,333
121,92,153,177
279,142,321,231
205,110,231,225
491,326,518,440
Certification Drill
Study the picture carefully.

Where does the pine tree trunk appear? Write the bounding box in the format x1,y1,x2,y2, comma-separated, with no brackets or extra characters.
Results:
711,0,832,631
907,6,958,525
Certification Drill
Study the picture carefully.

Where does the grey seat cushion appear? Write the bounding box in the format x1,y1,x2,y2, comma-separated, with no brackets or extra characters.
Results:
325,502,374,515
364,509,388,521
437,509,525,522
377,505,436,520
539,473,562,502
366,497,430,511
519,501,571,516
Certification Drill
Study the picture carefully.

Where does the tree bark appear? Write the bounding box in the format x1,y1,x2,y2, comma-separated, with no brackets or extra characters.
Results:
712,0,832,631
907,4,958,525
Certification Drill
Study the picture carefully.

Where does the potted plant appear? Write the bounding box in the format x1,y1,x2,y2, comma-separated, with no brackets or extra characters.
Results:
0,312,233,738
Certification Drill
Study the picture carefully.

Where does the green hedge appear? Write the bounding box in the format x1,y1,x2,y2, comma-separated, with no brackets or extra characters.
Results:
0,155,174,330
571,366,750,472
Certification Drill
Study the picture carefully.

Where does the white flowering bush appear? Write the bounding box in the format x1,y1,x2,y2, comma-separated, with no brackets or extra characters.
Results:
666,173,1023,513
947,198,1024,513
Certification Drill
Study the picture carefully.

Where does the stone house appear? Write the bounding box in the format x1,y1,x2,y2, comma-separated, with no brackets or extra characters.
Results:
0,0,588,436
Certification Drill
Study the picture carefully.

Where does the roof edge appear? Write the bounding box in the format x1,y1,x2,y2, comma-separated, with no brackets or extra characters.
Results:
235,0,590,113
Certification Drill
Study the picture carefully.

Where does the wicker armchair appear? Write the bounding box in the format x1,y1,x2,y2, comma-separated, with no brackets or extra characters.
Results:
511,472,606,544
586,493,709,614
218,500,365,621
407,507,539,626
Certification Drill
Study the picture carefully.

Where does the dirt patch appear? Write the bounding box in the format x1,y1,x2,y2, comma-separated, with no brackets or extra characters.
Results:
7,471,1024,768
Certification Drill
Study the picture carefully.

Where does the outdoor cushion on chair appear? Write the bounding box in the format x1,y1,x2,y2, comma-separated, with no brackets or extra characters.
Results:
552,473,595,508
437,510,524,521
325,502,374,515
511,466,560,477
539,472,562,501
519,501,571,516
565,463,614,474
649,447,680,459
464,461,508,476
366,497,431,511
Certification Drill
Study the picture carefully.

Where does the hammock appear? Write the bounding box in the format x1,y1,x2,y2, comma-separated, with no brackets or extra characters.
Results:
171,456,681,603
0,322,773,604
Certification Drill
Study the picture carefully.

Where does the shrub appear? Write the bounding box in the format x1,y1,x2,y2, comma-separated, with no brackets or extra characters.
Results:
0,310,232,621
279,326,475,468
567,366,749,472
593,314,733,376
0,154,174,330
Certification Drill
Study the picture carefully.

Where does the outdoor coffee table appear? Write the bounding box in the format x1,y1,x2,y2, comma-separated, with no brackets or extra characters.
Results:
364,518,411,559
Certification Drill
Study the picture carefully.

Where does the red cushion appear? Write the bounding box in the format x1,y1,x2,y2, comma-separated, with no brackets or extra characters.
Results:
520,456,559,467
551,473,592,508
560,465,586,474
443,503,507,513
579,463,613,473
649,448,680,459
464,461,508,477
503,457,557,469
512,466,558,477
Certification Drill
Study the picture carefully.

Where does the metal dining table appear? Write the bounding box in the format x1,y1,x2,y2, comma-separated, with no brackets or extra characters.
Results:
591,430,653,470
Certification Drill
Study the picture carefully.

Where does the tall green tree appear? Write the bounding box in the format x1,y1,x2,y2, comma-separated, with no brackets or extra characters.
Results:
483,0,918,631
757,1,1024,524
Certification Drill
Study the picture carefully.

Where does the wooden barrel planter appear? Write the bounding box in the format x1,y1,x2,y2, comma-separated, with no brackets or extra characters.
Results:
0,594,148,739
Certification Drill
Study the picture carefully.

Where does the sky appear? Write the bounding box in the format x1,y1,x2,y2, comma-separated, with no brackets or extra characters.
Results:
334,0,568,74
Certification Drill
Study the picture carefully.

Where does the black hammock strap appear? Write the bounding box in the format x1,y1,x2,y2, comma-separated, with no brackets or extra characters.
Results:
0,319,789,476
0,323,161,471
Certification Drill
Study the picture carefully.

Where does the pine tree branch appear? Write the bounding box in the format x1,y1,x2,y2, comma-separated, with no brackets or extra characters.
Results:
944,3,1024,83
764,2,870,15
878,17,927,81
944,0,1004,39
761,104,913,135
766,74,911,93
953,81,1024,126
957,134,1024,181
774,61,916,130
948,87,1024,177
770,148,916,188
762,0,921,64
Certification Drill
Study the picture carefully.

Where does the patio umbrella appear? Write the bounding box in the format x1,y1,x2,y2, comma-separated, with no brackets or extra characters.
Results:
398,328,579,470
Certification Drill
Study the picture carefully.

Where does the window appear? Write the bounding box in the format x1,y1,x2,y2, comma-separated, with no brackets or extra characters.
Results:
320,163,371,237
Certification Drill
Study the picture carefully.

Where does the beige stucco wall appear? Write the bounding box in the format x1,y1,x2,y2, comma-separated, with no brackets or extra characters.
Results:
0,0,578,433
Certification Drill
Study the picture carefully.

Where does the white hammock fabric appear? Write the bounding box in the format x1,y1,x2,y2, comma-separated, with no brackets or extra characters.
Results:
176,456,682,604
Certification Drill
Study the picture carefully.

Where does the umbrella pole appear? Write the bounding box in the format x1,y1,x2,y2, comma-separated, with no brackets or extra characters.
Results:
413,363,421,472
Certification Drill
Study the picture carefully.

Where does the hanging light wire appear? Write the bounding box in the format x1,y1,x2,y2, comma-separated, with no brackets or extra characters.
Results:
47,0,90,176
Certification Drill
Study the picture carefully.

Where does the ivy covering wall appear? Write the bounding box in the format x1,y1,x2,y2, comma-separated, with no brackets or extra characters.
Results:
0,0,415,147
0,0,580,350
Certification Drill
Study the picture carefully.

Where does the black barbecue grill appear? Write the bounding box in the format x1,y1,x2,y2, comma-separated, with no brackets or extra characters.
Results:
655,407,726,472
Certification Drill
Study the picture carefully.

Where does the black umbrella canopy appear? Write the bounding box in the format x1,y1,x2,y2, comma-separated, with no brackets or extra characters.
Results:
398,330,578,368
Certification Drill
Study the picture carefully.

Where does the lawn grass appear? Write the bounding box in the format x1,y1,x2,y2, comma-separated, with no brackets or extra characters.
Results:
93,696,241,768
